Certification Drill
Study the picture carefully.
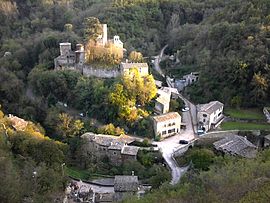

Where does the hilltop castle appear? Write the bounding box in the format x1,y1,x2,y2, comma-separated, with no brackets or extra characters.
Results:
96,24,124,49
54,24,149,78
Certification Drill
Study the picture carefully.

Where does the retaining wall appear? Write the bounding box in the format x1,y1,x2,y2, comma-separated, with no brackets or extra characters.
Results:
82,65,121,78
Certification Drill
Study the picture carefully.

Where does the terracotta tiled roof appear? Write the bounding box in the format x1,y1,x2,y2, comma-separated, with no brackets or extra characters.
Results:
152,112,181,123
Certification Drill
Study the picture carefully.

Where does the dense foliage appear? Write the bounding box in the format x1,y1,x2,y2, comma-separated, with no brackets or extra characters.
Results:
0,109,67,203
1,0,270,201
126,149,270,203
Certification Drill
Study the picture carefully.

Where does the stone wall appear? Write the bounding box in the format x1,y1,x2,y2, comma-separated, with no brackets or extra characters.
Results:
82,65,121,78
200,130,239,139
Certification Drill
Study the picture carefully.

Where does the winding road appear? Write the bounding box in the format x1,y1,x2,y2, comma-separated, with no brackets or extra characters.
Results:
153,45,196,185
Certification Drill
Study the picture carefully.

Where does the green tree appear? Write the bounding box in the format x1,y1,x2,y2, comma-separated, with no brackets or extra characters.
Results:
128,51,144,62
83,17,103,42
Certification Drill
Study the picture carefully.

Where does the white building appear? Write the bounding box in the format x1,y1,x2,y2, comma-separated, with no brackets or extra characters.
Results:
120,62,149,77
152,112,181,139
154,89,171,114
197,101,224,132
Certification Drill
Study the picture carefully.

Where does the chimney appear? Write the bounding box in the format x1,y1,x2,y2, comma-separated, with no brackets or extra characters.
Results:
132,171,134,176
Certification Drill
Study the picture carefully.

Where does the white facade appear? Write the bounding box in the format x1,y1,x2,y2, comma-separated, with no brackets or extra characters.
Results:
113,35,123,49
155,89,171,114
120,62,149,77
152,112,181,139
197,101,224,132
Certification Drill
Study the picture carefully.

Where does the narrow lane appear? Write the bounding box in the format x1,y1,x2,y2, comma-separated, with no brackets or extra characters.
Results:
152,46,197,185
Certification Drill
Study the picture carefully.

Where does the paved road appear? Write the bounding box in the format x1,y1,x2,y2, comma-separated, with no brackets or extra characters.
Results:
153,44,168,77
152,46,196,184
153,125,194,184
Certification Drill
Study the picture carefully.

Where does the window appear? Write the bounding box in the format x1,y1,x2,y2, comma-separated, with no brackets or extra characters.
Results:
168,129,175,134
203,119,206,122
162,131,166,135
172,122,175,126
168,123,172,127
113,152,117,155
163,124,166,127
203,114,207,117
218,112,221,117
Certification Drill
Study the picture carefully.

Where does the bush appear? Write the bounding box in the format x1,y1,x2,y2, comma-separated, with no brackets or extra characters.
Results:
97,123,125,136
176,148,215,171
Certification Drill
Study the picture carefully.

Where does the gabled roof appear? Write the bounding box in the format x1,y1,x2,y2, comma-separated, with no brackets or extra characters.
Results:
197,101,224,115
152,112,181,123
81,132,135,147
114,176,139,192
214,135,257,158
121,146,139,156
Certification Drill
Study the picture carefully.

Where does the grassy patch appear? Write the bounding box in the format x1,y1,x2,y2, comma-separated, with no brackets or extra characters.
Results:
221,122,270,130
225,108,264,120
65,166,91,180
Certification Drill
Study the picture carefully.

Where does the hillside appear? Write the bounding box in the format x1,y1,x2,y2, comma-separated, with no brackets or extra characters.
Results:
0,0,270,202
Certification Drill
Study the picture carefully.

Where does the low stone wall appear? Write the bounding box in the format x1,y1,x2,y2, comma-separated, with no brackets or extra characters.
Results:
173,141,195,157
200,130,240,139
83,65,121,78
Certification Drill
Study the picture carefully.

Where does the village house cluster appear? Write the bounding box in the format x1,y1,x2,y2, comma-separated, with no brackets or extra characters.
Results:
81,132,140,166
65,174,149,202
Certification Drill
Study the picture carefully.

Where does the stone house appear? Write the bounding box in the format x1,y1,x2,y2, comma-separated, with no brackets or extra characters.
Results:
114,175,139,201
54,42,84,71
213,135,257,158
81,132,139,166
120,62,149,77
152,112,181,139
183,72,199,86
197,101,224,132
121,146,140,162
